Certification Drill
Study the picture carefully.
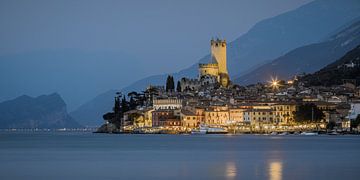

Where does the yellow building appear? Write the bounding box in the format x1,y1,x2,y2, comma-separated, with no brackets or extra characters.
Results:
229,108,246,123
249,109,274,125
180,109,199,128
199,63,219,81
204,106,229,125
199,38,229,87
272,103,296,125
143,108,154,127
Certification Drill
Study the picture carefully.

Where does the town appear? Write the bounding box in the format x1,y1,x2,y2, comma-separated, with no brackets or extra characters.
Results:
97,38,360,135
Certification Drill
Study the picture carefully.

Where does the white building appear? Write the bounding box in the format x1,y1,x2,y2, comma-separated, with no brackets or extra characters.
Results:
153,98,182,110
348,102,360,120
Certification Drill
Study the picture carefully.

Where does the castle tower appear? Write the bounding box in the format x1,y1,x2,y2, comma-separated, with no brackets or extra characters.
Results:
211,38,228,75
198,38,230,87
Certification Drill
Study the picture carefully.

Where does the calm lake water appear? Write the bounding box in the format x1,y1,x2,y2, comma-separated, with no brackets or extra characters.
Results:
0,132,359,180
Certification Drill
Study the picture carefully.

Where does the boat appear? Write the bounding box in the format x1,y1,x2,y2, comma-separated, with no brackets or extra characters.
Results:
191,125,228,134
191,128,207,135
327,131,340,135
300,132,318,136
279,132,289,135
206,127,228,134
270,132,278,135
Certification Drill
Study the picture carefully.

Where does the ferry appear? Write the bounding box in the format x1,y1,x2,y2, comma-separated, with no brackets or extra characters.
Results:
300,132,318,136
191,125,228,134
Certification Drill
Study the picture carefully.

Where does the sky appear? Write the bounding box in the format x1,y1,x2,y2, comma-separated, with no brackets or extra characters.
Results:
0,0,312,73
0,0,313,109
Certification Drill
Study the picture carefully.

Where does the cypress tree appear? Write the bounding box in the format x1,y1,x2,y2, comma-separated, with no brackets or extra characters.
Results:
166,75,175,92
166,75,170,92
121,96,129,113
170,76,175,90
176,81,182,92
129,96,137,110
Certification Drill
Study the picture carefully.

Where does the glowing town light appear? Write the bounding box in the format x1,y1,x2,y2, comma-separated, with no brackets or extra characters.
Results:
268,77,280,90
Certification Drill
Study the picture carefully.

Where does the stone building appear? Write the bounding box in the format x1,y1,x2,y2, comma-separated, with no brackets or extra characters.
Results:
199,38,230,87
153,97,182,110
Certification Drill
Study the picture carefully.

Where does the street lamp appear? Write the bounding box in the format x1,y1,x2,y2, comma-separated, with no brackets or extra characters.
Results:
269,77,280,90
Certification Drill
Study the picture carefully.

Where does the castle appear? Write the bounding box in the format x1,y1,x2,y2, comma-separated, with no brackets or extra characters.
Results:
180,38,230,91
199,38,229,87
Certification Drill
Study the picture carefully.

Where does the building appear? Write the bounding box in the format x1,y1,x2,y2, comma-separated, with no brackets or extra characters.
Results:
143,108,154,127
199,38,230,87
249,109,274,126
348,102,360,120
180,109,199,128
229,107,246,124
272,103,296,125
204,106,229,125
152,109,181,127
153,98,182,110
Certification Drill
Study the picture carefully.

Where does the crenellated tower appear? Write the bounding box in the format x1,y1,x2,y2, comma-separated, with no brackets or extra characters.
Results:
211,38,227,75
199,38,230,87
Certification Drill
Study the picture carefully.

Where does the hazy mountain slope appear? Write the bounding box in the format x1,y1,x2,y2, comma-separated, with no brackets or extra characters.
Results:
235,20,360,85
0,93,81,129
123,0,360,92
71,0,360,127
0,50,147,111
299,45,360,86
69,89,118,127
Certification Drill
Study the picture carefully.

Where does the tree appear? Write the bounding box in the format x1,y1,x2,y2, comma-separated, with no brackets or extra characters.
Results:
351,115,360,129
166,75,175,92
121,96,129,113
176,81,182,92
113,96,121,114
294,103,325,123
326,121,336,130
129,96,137,110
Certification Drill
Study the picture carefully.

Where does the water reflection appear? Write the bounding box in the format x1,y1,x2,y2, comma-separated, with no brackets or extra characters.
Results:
225,162,237,180
269,161,283,180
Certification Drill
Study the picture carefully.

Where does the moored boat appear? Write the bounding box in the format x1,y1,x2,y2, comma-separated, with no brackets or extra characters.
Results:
191,125,228,134
300,132,318,136
279,132,289,135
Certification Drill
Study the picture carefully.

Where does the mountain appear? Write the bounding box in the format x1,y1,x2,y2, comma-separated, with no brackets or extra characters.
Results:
234,19,360,85
0,93,81,129
71,0,360,127
123,0,360,91
0,50,148,111
299,45,360,86
69,89,118,127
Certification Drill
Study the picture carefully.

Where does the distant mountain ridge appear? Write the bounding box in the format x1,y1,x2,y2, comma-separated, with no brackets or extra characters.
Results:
234,19,360,85
299,45,360,86
0,50,147,111
0,93,81,129
122,0,360,91
70,0,360,127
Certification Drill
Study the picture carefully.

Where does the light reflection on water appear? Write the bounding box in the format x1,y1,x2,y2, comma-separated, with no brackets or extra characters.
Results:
1,132,360,180
225,162,237,180
269,161,283,180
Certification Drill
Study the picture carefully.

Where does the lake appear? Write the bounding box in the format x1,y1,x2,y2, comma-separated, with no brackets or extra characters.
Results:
0,131,359,180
